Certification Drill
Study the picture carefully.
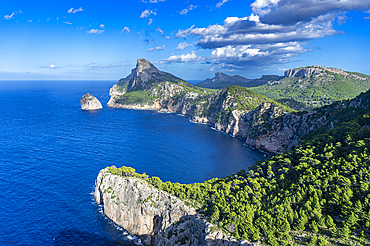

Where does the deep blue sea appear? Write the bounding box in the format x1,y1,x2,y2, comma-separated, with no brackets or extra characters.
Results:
0,80,265,245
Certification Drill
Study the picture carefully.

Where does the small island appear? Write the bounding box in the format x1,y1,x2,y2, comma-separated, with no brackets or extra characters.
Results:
80,93,103,110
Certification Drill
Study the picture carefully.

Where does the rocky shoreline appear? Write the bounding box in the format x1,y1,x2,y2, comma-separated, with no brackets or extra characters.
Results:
94,167,257,246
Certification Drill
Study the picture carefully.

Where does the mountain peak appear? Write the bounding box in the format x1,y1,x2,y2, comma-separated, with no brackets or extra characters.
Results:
136,59,158,74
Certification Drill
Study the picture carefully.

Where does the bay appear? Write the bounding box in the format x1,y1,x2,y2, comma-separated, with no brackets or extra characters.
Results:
0,80,264,245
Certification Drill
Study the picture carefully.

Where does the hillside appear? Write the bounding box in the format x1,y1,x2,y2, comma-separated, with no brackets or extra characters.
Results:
100,89,370,245
195,72,278,89
195,65,370,111
107,59,295,154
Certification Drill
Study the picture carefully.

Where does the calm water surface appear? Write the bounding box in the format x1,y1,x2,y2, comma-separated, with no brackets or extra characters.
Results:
0,80,265,245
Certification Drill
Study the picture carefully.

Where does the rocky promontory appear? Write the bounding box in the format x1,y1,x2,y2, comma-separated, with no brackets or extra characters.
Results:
80,93,103,110
95,167,253,246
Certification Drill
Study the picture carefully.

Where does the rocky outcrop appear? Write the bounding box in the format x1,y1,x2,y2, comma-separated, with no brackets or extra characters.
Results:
95,168,254,246
80,93,102,110
284,65,349,78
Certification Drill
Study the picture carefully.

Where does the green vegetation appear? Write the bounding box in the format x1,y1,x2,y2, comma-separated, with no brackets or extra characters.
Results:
195,67,370,111
115,90,154,105
249,70,370,110
107,90,370,245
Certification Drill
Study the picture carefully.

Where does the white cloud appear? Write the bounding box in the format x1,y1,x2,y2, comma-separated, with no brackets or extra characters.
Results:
121,27,130,33
63,20,73,25
147,45,165,52
148,18,153,25
160,51,203,64
156,27,164,36
142,0,165,2
86,29,104,35
177,14,337,49
4,10,22,20
140,9,157,18
68,7,83,14
216,0,229,8
40,64,59,69
176,42,193,50
164,36,170,39
46,18,50,22
180,5,197,15
100,24,105,28
251,0,370,24
168,0,370,70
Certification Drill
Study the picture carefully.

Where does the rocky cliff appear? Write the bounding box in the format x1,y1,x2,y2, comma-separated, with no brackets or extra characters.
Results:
80,93,102,110
107,59,370,154
107,59,301,154
94,167,254,246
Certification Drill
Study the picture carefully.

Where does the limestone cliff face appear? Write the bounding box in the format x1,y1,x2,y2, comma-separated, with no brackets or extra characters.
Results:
107,59,348,154
284,65,350,78
80,93,102,110
94,168,254,246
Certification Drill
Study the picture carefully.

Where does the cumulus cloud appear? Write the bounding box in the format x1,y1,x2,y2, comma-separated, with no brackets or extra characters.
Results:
180,5,197,15
176,42,193,50
177,13,337,49
216,0,229,8
100,24,105,28
167,0,370,69
160,51,203,64
86,29,104,35
4,10,22,20
147,45,165,52
148,18,153,25
209,42,306,67
251,0,370,25
121,27,130,33
140,9,157,18
68,7,83,14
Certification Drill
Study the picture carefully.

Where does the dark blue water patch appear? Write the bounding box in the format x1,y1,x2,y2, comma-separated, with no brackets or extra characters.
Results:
0,80,265,245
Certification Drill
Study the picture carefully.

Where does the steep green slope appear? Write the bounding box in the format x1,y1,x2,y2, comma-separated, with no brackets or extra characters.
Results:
250,66,370,110
106,89,370,245
195,66,370,111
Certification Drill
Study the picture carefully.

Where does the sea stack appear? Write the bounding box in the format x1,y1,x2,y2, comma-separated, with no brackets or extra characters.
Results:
80,93,103,110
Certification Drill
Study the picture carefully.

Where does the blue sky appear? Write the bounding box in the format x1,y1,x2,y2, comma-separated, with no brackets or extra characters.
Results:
1,0,370,80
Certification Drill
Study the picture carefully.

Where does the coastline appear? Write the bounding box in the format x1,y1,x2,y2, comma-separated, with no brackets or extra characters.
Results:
107,103,273,156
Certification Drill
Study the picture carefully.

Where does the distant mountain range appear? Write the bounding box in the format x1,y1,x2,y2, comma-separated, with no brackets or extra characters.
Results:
196,65,370,110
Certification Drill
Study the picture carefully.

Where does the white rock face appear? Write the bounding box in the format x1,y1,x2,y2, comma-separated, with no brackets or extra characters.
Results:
80,93,102,110
94,168,255,246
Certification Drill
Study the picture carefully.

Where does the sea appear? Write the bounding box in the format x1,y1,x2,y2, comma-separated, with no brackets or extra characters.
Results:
0,80,265,246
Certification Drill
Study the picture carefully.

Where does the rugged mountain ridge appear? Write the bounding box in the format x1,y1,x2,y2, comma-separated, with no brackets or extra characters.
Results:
107,59,299,153
195,72,279,89
95,167,254,246
195,65,370,110
107,59,370,154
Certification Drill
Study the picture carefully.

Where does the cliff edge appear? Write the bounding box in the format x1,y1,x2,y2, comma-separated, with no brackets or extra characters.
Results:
94,167,253,246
